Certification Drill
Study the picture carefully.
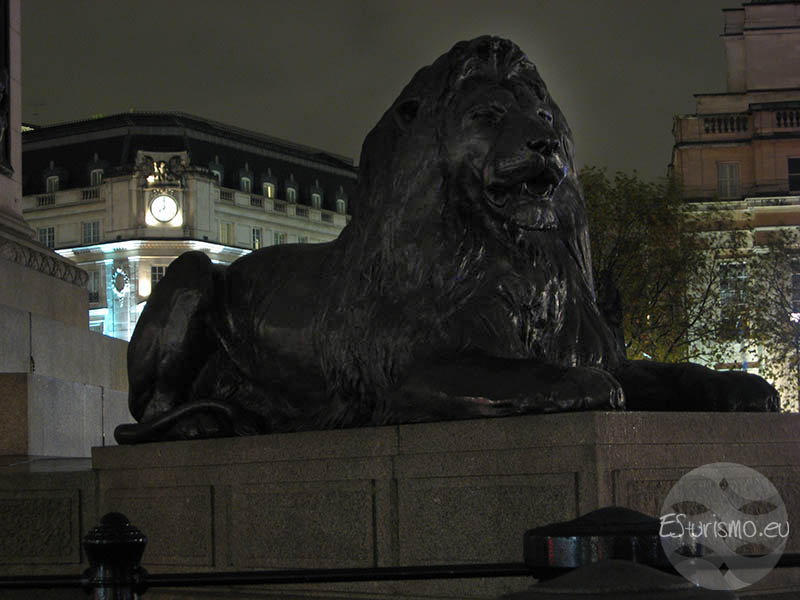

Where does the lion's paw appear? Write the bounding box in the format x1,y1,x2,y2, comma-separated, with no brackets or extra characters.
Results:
546,366,625,412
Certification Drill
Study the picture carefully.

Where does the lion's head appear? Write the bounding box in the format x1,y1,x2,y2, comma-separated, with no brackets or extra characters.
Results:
349,37,593,283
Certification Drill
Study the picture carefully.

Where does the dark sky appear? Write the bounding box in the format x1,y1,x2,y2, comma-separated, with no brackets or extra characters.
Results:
22,0,735,180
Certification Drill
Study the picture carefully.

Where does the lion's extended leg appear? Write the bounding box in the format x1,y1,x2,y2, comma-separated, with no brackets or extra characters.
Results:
126,251,221,425
383,356,624,423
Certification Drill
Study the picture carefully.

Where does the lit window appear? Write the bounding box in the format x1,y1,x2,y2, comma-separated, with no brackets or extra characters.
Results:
286,187,297,203
151,265,166,287
220,221,234,245
240,177,252,194
88,271,100,303
274,231,287,245
336,198,347,214
90,169,103,186
717,162,740,199
38,226,55,248
252,227,262,249
46,175,59,193
311,192,322,209
720,262,746,305
789,158,800,192
211,170,222,185
82,221,100,244
263,182,275,198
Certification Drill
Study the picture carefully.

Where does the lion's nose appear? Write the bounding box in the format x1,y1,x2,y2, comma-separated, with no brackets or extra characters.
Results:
527,138,560,156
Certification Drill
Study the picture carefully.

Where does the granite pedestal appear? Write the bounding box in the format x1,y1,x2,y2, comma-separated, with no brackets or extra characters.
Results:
80,411,800,598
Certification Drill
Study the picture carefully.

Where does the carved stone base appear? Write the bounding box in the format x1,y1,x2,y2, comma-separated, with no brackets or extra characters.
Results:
3,412,800,599
0,224,88,327
90,412,800,598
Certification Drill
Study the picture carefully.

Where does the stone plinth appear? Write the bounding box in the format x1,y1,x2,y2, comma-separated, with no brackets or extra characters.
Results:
0,302,131,457
82,411,800,599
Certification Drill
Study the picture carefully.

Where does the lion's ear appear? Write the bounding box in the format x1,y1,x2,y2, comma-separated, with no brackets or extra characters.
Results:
394,98,421,131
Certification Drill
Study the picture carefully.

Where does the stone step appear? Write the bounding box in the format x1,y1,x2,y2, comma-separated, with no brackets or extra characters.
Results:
0,302,128,393
0,372,131,457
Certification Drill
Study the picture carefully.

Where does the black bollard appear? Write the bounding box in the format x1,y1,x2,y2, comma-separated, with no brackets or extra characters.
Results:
523,506,681,573
81,512,148,599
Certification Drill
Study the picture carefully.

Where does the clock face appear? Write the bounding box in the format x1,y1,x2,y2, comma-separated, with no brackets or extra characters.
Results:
150,194,178,222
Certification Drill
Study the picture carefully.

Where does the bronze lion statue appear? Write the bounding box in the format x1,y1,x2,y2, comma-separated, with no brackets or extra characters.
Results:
116,37,777,443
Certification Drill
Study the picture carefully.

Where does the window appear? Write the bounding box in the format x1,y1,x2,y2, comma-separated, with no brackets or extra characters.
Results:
82,221,100,244
87,271,100,303
38,226,55,248
252,227,263,249
90,169,103,186
286,187,297,203
240,177,252,194
336,198,347,214
311,192,322,209
789,158,800,193
151,265,166,288
720,262,746,305
274,231,287,245
716,162,740,199
263,182,275,198
211,170,222,185
298,236,309,244
220,221,234,245
46,175,59,193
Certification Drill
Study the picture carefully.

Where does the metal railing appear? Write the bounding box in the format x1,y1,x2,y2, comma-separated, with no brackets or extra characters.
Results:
1,510,799,598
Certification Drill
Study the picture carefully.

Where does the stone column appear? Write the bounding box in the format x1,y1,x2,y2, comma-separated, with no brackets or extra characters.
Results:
0,0,88,326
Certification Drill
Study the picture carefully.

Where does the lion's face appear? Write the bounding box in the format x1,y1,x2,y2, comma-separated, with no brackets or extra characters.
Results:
442,74,576,233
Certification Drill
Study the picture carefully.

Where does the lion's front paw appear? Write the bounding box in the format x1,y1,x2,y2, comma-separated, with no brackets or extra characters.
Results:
546,366,625,412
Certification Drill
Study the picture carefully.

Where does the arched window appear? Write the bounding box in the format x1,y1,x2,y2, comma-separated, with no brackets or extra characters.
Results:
286,187,297,203
90,169,103,186
336,197,346,214
46,175,59,193
311,192,322,209
240,176,252,193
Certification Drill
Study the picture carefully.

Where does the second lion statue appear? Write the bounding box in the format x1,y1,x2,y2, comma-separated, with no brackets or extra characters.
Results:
116,36,777,443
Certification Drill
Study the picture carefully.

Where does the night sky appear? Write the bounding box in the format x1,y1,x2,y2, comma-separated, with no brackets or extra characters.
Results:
22,0,735,180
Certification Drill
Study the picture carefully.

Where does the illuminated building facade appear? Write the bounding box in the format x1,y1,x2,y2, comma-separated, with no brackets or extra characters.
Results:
22,112,356,340
671,0,800,399
671,0,800,205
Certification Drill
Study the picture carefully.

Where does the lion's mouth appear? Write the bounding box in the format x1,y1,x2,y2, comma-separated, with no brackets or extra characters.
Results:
483,154,566,229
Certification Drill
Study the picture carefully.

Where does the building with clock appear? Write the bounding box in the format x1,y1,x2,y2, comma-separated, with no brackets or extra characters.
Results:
21,112,357,341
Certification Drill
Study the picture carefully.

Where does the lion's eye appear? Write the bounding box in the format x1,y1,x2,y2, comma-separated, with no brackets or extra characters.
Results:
469,104,506,123
537,109,554,125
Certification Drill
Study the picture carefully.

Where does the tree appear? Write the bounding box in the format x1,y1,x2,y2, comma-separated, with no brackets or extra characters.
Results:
744,229,800,411
580,167,746,364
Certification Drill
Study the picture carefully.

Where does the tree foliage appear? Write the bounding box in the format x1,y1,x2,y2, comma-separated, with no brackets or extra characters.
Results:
580,167,745,364
743,230,800,410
